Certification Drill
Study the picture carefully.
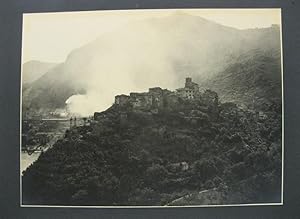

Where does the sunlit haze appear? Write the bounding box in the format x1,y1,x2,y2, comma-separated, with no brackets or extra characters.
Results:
22,9,281,63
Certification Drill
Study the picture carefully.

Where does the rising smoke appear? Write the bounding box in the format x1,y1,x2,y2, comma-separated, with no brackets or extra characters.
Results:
64,17,186,116
63,12,259,117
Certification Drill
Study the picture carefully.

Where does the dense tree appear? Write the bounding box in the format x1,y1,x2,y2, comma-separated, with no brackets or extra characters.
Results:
22,93,282,205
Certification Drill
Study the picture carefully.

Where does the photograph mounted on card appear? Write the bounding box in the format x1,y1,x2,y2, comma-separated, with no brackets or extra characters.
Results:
20,8,283,207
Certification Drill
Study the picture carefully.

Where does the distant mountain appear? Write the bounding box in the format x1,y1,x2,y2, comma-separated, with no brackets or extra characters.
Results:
201,47,281,109
22,12,281,113
22,63,86,111
22,60,58,85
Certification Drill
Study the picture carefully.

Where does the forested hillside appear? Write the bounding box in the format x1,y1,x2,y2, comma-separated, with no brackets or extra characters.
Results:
22,92,282,205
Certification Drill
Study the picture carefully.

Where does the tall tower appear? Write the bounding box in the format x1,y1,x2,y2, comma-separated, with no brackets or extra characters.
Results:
185,77,192,88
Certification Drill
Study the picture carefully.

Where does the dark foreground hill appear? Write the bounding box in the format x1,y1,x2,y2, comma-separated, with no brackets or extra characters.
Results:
22,92,282,206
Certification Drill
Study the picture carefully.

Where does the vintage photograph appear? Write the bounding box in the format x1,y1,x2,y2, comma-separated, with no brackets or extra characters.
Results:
21,9,283,206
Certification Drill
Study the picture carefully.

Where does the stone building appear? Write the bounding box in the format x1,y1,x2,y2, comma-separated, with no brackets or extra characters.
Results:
149,87,164,108
113,77,218,111
129,92,153,109
115,94,130,106
176,77,200,99
168,161,189,172
185,77,199,92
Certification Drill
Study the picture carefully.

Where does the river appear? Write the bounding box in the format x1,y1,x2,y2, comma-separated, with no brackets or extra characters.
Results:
21,151,41,174
21,118,71,175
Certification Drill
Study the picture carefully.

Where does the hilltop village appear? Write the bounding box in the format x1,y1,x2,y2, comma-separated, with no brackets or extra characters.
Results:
114,77,218,111
23,77,282,206
92,77,268,126
93,77,224,125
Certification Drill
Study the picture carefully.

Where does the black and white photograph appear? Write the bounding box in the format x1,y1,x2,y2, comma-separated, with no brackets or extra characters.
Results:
20,9,283,207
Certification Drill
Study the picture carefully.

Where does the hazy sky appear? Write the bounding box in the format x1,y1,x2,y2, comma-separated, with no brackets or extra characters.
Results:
22,8,281,64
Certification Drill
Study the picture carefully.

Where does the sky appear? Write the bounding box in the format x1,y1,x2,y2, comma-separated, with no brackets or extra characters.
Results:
22,8,281,64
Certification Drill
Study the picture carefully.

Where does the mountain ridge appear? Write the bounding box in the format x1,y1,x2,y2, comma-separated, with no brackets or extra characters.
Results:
22,12,281,115
22,60,58,85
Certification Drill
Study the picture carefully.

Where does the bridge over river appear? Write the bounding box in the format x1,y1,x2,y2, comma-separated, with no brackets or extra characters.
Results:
21,117,93,173
21,118,71,173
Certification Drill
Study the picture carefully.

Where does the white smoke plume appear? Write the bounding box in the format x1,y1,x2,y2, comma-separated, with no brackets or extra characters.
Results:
63,18,184,116
62,12,263,116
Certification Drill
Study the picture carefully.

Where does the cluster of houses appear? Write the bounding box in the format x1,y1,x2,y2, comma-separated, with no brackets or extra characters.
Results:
114,77,218,110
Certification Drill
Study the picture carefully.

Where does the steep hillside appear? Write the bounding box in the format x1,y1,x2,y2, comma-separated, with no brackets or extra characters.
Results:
22,60,58,85
22,92,282,205
201,48,281,109
22,12,281,114
22,64,86,112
